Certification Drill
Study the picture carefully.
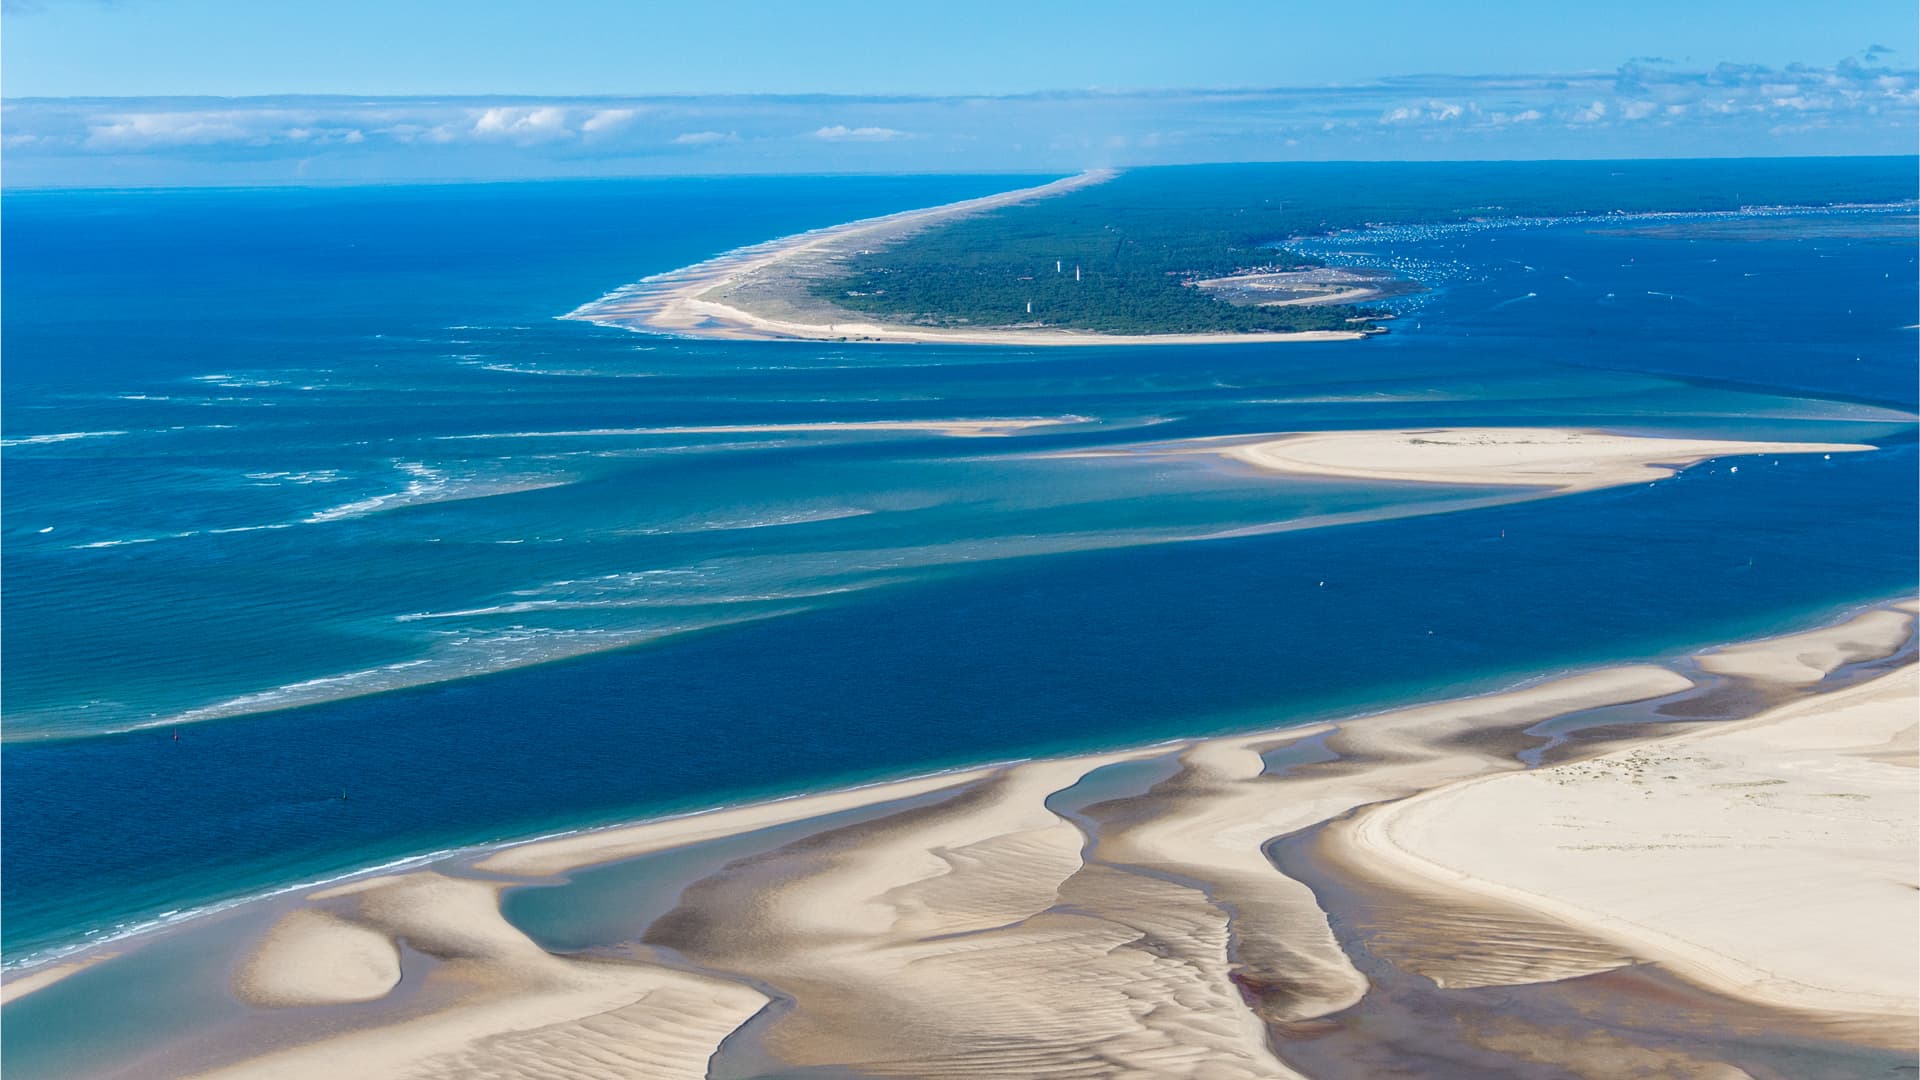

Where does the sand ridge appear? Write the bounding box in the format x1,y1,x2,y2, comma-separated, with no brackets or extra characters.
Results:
37,599,1910,1078
195,872,768,1080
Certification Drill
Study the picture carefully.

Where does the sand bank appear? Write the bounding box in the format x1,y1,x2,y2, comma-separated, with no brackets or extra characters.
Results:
231,909,400,1007
476,765,997,877
1351,663,1919,1027
26,600,1912,1077
0,953,114,1006
1696,598,1917,684
198,872,767,1080
564,171,1367,347
1219,427,1875,492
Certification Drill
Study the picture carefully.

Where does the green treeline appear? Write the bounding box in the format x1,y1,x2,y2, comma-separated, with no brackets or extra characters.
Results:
812,157,1916,335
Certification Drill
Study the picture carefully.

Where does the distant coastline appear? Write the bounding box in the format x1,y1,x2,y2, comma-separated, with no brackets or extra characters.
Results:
563,171,1370,346
564,169,1918,349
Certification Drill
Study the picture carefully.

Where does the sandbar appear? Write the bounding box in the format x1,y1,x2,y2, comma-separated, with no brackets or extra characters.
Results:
231,909,401,1007
1219,427,1875,492
0,953,114,1006
21,599,1913,1077
1695,598,1917,684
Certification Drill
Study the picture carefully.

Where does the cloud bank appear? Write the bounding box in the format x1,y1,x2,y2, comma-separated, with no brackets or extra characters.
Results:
5,58,1914,187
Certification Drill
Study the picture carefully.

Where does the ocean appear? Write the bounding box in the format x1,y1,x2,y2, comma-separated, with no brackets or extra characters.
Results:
3,165,1915,976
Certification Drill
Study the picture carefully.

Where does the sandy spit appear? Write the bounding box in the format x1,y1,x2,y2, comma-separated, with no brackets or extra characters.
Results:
565,170,1367,348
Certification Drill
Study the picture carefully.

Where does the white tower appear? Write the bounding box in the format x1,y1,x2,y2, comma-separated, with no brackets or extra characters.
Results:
1075,265,1081,282
1056,260,1062,274
1026,300,1032,314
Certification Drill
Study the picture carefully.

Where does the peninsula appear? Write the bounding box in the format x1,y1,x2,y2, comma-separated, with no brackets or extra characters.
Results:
568,158,1918,346
565,170,1371,346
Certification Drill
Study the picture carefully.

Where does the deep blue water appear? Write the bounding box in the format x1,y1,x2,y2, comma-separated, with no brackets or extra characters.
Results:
3,167,1915,969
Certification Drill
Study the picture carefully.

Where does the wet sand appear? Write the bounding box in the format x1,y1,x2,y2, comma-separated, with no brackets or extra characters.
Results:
11,601,1915,1078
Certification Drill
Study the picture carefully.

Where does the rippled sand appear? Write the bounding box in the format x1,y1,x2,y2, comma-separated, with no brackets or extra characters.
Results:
85,600,1913,1079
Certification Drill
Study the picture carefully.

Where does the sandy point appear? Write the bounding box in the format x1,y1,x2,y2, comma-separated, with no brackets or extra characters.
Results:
563,170,1369,348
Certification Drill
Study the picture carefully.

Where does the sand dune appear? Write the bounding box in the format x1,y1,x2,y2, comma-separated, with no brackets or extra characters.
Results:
477,766,996,878
1350,664,1920,1032
1095,667,1696,1027
647,751,1306,1077
232,909,399,1007
198,872,767,1080
61,599,1902,1078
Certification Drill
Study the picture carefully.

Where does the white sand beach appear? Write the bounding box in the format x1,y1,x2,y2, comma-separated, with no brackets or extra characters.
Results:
88,598,1910,1079
1695,598,1920,684
1350,663,1919,1022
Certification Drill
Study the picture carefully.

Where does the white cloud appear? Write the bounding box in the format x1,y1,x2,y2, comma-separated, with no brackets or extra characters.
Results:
813,124,907,141
7,56,1913,186
470,106,573,142
284,127,366,145
85,111,261,148
1380,100,1467,125
581,108,639,134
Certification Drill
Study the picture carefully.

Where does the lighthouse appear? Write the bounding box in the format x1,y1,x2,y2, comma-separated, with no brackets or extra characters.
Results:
1075,265,1081,282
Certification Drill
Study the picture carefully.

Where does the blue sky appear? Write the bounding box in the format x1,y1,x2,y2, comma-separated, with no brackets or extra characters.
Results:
4,0,1916,186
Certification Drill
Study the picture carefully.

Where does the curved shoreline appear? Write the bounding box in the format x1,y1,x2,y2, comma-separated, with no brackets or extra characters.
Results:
0,430,1898,973
7,593,1908,979
6,598,1915,1079
562,170,1367,347
562,193,1915,351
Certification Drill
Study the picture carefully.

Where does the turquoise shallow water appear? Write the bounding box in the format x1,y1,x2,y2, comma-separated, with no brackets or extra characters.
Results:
2,164,1916,981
